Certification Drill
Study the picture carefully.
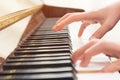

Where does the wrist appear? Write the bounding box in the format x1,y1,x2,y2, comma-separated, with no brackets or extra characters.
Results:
114,2,120,18
110,2,120,20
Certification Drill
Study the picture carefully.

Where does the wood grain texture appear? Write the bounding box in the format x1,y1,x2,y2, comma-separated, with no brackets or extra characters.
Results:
0,4,43,31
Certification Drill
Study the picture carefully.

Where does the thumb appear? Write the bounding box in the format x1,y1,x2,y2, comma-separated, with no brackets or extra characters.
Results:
101,59,120,73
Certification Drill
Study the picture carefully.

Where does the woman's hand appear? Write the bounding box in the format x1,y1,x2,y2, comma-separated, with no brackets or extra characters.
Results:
72,39,120,72
53,2,120,39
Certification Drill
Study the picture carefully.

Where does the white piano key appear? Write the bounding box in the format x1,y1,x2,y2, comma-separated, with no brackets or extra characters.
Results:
76,72,119,80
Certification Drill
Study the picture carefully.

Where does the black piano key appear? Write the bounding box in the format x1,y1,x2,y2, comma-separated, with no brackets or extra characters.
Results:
14,51,71,56
30,33,68,37
21,42,69,47
23,37,71,44
31,33,69,36
34,29,67,33
20,42,72,49
33,31,68,35
27,34,69,40
22,41,69,45
23,41,68,44
27,36,69,40
17,45,70,50
0,67,73,75
0,72,76,80
3,60,72,69
26,37,69,40
14,48,71,55
23,40,70,45
28,33,69,38
9,52,70,58
24,38,69,42
37,26,68,30
6,56,70,63
16,47,70,51
37,18,59,27
35,27,68,32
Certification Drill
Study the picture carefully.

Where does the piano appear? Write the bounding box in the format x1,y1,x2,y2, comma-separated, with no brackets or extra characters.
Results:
0,2,84,80
0,0,119,80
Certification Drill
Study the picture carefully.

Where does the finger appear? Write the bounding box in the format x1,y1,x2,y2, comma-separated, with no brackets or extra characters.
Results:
101,59,120,73
56,13,71,24
78,22,90,37
80,40,105,67
53,14,83,31
89,27,106,39
52,15,75,31
53,12,97,31
72,39,98,64
89,19,115,39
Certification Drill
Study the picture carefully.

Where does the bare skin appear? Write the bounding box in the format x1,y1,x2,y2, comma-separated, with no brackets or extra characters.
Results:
72,39,120,72
53,2,120,39
52,2,120,72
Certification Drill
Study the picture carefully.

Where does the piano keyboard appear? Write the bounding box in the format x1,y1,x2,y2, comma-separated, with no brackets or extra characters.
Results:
0,18,77,80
